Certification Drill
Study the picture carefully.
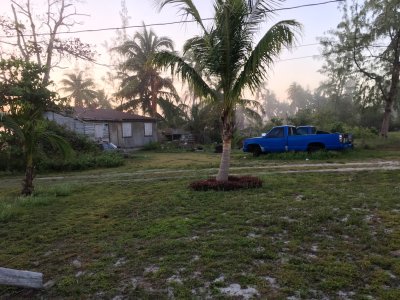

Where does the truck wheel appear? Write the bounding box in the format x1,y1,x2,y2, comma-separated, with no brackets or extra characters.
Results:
252,145,262,157
307,144,324,153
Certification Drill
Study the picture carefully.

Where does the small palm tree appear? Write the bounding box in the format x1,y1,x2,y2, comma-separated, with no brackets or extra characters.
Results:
60,72,98,107
19,116,72,195
115,25,179,117
155,0,301,181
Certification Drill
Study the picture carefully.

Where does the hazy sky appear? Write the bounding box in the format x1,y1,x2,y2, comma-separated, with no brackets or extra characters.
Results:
2,0,344,100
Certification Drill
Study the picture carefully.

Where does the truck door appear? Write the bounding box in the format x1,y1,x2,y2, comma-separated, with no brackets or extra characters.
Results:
266,127,286,152
287,127,303,151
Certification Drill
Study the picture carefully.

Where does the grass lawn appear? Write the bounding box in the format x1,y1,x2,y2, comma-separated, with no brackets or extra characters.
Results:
1,140,400,298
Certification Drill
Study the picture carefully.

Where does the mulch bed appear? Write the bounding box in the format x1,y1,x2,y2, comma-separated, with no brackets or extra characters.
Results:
189,175,263,191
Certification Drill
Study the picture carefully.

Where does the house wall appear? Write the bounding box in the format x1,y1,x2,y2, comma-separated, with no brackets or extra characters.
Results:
85,122,110,142
44,112,109,142
44,111,85,134
109,121,158,148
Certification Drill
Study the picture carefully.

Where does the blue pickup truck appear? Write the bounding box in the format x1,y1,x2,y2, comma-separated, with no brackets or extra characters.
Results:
243,125,353,156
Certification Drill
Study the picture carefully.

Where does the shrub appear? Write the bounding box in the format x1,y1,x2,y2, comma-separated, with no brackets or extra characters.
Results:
37,152,124,171
45,121,99,153
189,176,263,191
94,152,125,168
0,120,101,172
142,141,161,151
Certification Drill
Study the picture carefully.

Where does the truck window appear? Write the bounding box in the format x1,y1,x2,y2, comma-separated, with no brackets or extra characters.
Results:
267,127,284,138
288,127,297,136
297,127,308,135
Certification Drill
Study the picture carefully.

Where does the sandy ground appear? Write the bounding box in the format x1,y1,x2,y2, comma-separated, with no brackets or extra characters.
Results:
1,160,400,188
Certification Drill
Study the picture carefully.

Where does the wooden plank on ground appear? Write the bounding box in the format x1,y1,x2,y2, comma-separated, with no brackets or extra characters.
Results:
0,267,43,289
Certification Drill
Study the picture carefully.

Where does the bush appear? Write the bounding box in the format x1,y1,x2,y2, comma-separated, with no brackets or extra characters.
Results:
0,120,101,172
37,152,124,171
345,126,377,140
189,176,263,191
0,143,24,172
94,152,125,168
45,121,99,153
142,141,161,151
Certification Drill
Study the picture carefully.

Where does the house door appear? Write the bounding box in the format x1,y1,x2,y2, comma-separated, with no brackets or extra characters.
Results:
94,124,104,141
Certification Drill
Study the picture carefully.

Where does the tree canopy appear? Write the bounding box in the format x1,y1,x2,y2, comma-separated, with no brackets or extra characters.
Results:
115,25,179,118
319,0,400,137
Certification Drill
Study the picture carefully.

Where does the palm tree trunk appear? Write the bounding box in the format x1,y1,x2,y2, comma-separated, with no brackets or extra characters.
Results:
216,117,234,181
150,76,157,117
22,154,34,196
216,137,232,181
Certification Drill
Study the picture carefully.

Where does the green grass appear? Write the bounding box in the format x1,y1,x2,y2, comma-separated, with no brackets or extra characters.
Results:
1,154,400,298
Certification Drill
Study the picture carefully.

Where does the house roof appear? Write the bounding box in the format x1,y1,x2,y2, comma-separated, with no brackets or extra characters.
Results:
73,108,157,122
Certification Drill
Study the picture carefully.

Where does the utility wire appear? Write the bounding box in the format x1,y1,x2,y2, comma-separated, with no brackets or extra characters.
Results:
91,54,322,68
0,0,345,39
90,43,390,68
278,54,320,62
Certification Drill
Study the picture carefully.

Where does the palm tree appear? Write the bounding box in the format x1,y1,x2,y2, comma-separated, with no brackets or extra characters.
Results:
154,0,301,181
60,72,98,107
96,89,113,109
115,25,179,117
18,116,72,195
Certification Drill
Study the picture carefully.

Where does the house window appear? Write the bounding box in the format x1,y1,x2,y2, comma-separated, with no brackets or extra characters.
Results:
122,122,132,137
144,123,153,137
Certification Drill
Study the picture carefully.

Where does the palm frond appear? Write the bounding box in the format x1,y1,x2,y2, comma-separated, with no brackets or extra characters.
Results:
40,132,74,159
239,98,264,112
0,114,24,141
234,19,302,95
246,0,283,29
243,106,263,124
117,97,144,112
153,51,218,102
157,0,207,33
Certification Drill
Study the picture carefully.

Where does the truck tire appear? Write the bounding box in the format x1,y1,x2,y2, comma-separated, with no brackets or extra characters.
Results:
252,145,262,157
307,143,325,153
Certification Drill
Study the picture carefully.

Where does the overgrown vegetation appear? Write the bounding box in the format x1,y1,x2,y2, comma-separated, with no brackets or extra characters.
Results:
0,120,124,173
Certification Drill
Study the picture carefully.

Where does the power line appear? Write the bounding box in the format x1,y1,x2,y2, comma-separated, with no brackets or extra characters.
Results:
91,53,323,68
272,0,344,12
278,54,321,62
89,43,391,68
0,0,345,39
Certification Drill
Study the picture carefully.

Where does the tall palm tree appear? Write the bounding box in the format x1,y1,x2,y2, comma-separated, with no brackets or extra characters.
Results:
155,0,301,181
95,89,113,109
115,25,179,117
60,72,98,107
